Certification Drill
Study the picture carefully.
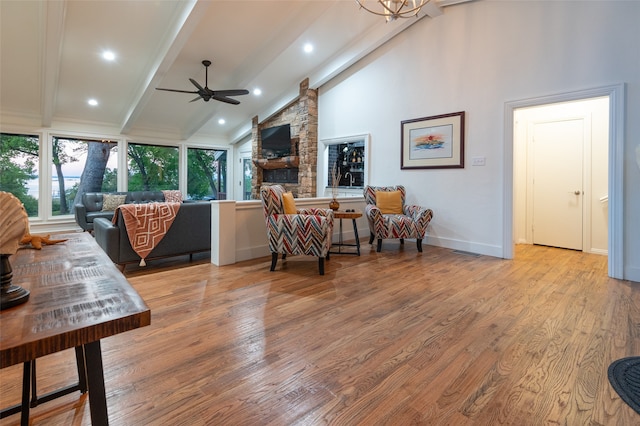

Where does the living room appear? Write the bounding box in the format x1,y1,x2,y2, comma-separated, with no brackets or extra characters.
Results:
1,1,639,424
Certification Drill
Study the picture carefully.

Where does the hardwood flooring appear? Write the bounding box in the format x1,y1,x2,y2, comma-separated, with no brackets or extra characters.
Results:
1,243,638,425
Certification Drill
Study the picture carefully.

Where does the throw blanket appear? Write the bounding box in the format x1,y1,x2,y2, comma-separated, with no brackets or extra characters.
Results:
113,202,181,266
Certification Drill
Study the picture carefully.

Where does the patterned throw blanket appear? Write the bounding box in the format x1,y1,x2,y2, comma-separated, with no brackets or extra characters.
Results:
113,202,181,266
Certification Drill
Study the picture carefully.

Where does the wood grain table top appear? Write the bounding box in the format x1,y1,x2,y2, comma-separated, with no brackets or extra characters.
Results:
0,232,150,368
332,211,363,219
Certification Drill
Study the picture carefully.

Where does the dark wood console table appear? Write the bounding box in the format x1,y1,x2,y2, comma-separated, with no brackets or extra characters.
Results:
0,232,151,425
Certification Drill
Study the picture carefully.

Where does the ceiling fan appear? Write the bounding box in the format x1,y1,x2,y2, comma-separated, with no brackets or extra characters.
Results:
156,60,249,105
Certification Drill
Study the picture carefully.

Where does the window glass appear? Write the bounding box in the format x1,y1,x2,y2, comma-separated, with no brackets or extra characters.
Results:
0,133,40,217
51,137,117,216
243,157,252,200
128,143,178,191
327,141,365,188
187,147,227,200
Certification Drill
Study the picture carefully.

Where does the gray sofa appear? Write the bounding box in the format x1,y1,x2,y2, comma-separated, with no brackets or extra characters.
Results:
74,191,165,232
93,201,211,269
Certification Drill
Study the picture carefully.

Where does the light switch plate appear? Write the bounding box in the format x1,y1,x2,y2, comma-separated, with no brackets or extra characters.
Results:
472,156,486,166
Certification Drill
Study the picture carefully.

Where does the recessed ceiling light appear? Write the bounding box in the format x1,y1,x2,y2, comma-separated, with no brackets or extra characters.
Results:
218,118,225,125
102,50,115,61
303,43,314,53
253,88,262,96
88,99,98,106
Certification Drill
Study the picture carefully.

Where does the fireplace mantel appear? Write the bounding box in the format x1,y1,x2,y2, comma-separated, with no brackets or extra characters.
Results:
253,156,299,170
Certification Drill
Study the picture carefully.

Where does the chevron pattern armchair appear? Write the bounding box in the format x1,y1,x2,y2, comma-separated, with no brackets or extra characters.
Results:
364,185,434,253
260,185,334,275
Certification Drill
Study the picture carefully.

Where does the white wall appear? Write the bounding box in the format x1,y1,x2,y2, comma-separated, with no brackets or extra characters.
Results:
317,0,640,281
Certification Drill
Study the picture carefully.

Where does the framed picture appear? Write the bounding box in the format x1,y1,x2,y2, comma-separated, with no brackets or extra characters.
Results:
401,111,465,169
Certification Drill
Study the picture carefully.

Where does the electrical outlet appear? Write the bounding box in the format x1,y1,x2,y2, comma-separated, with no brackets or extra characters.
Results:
472,156,486,166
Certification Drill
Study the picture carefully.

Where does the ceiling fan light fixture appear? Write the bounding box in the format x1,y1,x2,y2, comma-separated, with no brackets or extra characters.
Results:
355,0,430,22
156,59,249,105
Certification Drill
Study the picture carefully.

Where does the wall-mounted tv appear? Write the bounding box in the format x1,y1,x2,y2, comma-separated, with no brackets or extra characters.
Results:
261,124,291,159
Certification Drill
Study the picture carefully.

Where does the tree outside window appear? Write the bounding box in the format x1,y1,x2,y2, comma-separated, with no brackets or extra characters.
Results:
52,137,117,216
0,133,39,217
187,148,226,200
127,143,179,191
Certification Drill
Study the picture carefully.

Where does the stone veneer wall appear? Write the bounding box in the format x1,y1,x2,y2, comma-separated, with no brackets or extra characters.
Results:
251,78,318,199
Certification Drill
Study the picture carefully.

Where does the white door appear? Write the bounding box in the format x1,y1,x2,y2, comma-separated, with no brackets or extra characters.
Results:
531,119,584,250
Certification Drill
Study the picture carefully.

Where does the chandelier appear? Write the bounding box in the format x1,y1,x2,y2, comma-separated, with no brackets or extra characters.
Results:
355,0,432,22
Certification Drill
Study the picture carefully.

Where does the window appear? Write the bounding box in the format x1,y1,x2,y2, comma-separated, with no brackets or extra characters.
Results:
127,143,178,191
51,137,118,216
187,147,227,200
0,133,40,217
242,157,252,200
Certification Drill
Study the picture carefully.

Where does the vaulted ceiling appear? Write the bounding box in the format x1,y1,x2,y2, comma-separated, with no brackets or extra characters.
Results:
0,0,469,143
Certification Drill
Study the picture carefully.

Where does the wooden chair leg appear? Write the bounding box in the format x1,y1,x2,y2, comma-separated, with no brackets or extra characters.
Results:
318,257,325,275
377,239,383,252
270,253,278,271
417,239,423,252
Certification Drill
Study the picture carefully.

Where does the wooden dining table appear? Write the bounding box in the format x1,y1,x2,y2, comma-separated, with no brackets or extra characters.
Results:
0,232,151,425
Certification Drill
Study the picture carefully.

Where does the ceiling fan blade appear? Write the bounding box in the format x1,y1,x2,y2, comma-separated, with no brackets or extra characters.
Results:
156,88,199,94
189,96,203,103
212,89,249,97
189,78,205,91
212,95,241,105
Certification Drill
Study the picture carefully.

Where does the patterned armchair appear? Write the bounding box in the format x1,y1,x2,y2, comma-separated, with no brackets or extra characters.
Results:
260,185,334,275
364,185,434,252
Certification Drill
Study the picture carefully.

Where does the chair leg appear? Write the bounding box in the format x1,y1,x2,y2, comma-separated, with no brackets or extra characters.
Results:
400,238,404,244
369,233,375,244
270,253,278,271
318,257,325,275
282,253,287,260
417,239,423,252
377,239,383,252
326,251,330,261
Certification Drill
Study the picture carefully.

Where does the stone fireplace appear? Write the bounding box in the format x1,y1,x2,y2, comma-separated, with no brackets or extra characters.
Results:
251,78,318,199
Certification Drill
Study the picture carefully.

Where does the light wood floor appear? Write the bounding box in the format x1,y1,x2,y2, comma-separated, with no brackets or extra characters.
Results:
1,243,638,425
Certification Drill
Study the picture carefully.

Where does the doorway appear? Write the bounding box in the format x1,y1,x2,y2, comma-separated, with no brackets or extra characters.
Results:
504,84,625,279
514,97,609,254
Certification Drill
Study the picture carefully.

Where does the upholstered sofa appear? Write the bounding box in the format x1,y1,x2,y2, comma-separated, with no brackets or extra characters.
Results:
74,191,166,232
93,201,211,269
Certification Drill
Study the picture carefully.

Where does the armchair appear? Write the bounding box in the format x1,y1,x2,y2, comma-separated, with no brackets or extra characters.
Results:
260,185,334,275
364,185,433,252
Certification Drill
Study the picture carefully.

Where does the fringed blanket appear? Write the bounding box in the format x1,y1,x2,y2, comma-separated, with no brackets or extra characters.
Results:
113,202,180,266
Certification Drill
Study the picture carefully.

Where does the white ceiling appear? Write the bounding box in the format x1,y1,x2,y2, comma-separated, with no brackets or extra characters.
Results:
0,0,468,143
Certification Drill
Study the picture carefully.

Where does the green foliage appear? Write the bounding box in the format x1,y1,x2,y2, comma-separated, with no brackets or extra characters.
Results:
0,133,39,216
187,148,226,199
102,168,117,192
127,144,179,191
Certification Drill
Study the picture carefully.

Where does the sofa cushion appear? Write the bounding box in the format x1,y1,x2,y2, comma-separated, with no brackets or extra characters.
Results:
102,194,127,211
162,190,183,203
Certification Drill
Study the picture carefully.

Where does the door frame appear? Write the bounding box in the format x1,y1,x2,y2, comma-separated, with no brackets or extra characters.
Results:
503,83,625,279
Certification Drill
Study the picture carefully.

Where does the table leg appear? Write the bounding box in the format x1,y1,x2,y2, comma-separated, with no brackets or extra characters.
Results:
84,341,109,426
352,218,360,256
20,361,30,426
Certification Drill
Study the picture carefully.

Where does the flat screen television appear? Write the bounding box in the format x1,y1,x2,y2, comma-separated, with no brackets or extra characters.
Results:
261,124,291,159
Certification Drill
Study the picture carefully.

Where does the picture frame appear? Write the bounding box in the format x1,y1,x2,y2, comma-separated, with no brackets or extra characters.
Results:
401,111,465,169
